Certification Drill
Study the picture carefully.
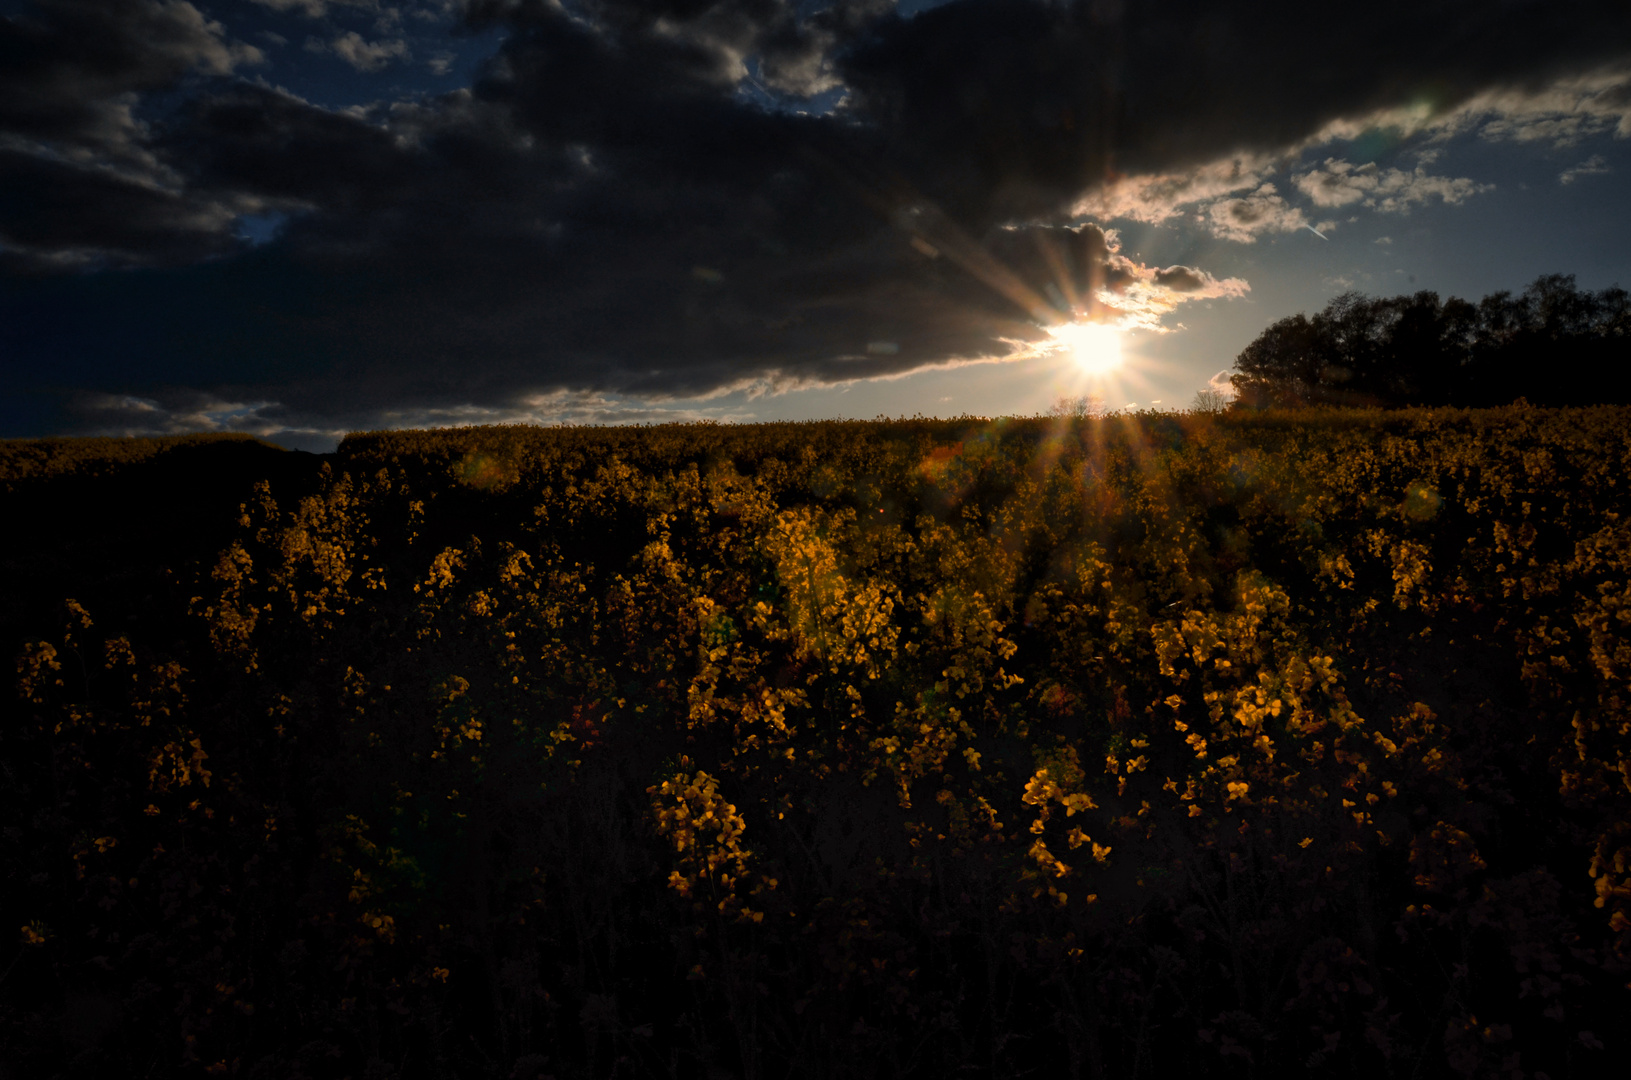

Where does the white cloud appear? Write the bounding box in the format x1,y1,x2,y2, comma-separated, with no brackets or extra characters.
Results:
1076,153,1487,244
324,31,410,73
1097,246,1250,331
1203,183,1308,242
1300,66,1631,148
1463,68,1631,145
512,389,757,426
1559,154,1612,185
75,393,330,441
1292,158,1492,213
1073,152,1279,224
1072,66,1627,240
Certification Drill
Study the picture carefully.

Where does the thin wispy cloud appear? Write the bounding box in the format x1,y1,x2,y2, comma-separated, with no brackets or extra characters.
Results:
1292,159,1493,212
318,31,411,73
1560,154,1612,184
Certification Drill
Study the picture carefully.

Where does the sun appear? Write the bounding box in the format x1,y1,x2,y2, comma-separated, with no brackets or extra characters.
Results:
1049,320,1123,376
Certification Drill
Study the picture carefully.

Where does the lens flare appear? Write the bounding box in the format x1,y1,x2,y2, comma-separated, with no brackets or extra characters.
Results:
1049,321,1123,376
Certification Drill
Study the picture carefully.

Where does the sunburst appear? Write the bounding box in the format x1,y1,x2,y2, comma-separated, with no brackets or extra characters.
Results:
1047,321,1123,376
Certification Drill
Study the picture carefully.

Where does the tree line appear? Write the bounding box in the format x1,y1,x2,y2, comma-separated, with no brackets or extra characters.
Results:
1230,273,1631,408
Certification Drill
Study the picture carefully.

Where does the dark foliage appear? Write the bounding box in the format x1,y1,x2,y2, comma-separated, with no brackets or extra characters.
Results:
3,413,1630,1079
1232,275,1631,408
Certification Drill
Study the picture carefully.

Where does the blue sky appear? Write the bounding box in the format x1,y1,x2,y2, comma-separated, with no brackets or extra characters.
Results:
3,0,1629,448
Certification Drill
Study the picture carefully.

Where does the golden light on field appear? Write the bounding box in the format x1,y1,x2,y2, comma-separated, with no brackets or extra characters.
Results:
1048,320,1123,376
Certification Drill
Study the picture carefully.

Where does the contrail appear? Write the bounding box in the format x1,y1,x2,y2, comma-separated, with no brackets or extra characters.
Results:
1303,224,1329,241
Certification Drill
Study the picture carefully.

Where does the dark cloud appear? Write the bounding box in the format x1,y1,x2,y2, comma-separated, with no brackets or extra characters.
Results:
4,0,1631,439
0,0,261,269
169,84,422,210
839,0,1631,220
1151,266,1213,294
0,0,257,160
0,145,243,270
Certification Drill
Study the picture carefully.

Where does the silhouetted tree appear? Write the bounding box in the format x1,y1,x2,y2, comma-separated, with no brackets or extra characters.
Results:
1048,393,1107,418
1231,274,1631,407
1462,274,1631,405
1190,388,1229,414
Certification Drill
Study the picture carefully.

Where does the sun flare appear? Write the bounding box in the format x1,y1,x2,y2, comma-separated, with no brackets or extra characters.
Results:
1050,321,1123,376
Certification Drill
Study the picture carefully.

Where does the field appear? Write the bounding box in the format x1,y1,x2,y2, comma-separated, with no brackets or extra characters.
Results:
4,408,1630,1078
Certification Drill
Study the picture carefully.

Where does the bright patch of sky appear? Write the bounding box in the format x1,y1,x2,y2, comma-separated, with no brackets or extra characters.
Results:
697,119,1631,424
1082,128,1631,411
